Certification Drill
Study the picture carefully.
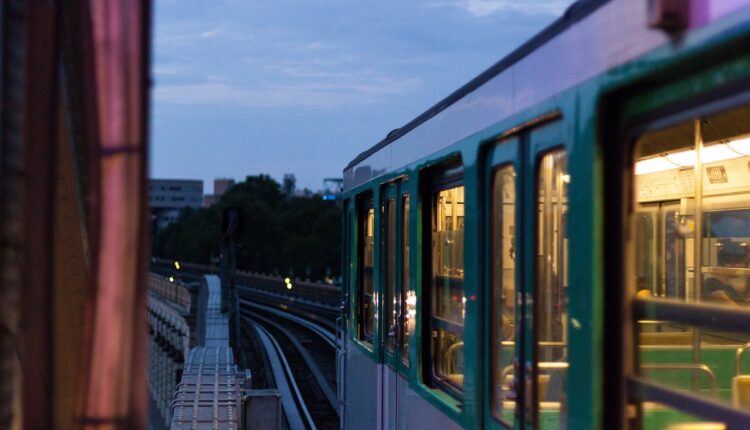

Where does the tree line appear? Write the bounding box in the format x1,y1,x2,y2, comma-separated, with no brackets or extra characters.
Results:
152,175,341,282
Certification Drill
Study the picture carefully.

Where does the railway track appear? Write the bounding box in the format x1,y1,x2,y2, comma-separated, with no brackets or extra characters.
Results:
148,264,341,428
242,300,339,430
251,321,317,430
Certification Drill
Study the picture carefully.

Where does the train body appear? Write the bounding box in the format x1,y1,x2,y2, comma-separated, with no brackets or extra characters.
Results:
339,1,750,429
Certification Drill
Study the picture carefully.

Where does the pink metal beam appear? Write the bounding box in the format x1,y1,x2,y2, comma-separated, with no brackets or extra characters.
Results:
79,1,151,428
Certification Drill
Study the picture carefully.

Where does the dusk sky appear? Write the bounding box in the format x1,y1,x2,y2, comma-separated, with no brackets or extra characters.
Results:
150,0,573,193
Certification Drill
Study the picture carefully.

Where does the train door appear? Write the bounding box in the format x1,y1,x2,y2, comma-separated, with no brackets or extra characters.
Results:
486,122,569,430
485,136,522,430
380,181,410,430
338,199,354,429
529,124,569,430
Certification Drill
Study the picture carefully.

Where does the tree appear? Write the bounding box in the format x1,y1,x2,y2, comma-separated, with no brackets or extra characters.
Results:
151,174,341,281
282,174,296,197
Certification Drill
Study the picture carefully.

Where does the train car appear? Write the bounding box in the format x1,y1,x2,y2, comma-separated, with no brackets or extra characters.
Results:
338,1,750,429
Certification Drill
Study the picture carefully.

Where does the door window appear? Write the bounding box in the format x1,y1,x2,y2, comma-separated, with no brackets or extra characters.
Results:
491,164,517,424
536,150,569,429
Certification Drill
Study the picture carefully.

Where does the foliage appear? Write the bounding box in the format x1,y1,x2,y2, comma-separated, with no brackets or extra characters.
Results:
152,174,341,281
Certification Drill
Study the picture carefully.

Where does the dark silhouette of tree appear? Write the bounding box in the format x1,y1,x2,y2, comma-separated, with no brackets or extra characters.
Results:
282,173,296,197
152,174,341,281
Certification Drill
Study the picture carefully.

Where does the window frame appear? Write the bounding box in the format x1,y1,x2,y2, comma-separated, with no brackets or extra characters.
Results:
423,162,466,398
381,180,411,373
382,185,398,358
401,192,412,368
356,192,376,347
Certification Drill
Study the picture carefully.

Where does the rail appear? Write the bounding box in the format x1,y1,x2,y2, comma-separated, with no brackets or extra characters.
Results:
244,311,338,413
252,322,315,430
641,363,718,398
735,342,750,376
498,362,569,397
239,298,335,348
237,284,339,322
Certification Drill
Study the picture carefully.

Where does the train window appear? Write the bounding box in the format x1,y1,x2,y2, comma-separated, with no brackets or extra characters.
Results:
491,165,517,423
536,150,568,429
402,194,412,366
385,198,397,354
630,105,750,428
358,196,375,344
431,181,465,393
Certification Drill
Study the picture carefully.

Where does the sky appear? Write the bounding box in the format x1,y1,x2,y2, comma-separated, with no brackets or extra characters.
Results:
150,0,574,193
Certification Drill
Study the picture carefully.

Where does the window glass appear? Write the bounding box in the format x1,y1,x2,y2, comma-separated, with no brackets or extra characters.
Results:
631,104,750,428
432,184,465,392
536,150,568,429
402,195,412,366
491,165,517,423
385,198,397,353
359,199,375,343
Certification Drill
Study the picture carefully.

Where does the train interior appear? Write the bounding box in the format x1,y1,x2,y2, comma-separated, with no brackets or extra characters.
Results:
433,184,466,391
633,104,750,427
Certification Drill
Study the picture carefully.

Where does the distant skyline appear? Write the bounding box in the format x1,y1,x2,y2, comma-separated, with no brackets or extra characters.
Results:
150,0,572,193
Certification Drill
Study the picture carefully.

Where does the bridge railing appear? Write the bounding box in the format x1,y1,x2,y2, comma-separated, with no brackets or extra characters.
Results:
148,272,194,314
153,258,341,306
234,271,340,305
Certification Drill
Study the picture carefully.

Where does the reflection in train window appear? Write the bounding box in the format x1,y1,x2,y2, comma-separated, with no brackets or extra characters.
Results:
491,164,517,424
536,150,569,429
358,196,375,344
402,195,412,366
431,183,465,392
631,104,750,428
385,198,397,354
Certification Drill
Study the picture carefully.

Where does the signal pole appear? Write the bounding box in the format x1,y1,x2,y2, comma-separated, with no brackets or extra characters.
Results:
220,207,243,350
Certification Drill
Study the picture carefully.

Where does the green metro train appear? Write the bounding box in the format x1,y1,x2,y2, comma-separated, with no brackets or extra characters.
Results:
338,1,750,429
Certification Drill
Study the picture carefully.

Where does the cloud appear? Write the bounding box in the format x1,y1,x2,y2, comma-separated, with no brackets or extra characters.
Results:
155,21,255,48
153,65,185,76
199,27,222,38
432,0,570,17
303,41,331,51
154,75,420,109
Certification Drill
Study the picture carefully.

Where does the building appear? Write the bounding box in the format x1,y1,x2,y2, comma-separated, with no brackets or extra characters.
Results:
149,179,203,230
203,178,235,207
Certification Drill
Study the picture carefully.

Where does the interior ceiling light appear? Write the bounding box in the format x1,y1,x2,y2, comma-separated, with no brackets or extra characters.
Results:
726,136,750,156
635,156,680,175
664,149,696,167
636,136,750,176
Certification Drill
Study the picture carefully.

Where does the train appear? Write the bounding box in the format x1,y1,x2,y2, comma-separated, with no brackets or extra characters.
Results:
338,1,750,429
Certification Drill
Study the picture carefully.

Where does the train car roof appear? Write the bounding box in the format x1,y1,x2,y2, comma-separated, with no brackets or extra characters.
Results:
343,0,750,191
345,0,607,171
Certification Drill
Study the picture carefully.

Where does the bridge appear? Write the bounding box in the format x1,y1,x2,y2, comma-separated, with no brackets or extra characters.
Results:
147,260,341,430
